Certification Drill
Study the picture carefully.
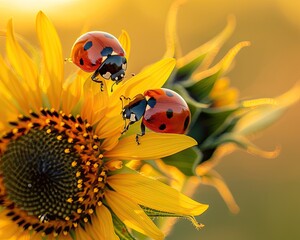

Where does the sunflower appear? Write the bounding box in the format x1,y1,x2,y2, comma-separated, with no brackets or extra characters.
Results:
0,11,208,240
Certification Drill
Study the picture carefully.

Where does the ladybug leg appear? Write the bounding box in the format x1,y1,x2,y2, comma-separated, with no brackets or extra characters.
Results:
135,122,146,145
121,121,130,134
111,81,117,92
91,70,100,82
99,81,104,91
91,71,104,91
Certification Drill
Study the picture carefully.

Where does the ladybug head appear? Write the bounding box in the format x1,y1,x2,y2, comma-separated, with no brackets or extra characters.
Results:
121,94,148,134
98,55,127,83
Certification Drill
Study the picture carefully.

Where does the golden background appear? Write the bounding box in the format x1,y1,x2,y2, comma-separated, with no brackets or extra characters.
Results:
1,0,300,239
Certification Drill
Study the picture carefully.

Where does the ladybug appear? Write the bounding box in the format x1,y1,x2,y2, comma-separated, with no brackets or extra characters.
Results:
71,31,127,91
121,88,191,144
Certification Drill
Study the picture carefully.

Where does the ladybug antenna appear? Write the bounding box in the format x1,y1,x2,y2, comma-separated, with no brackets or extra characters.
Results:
119,95,131,110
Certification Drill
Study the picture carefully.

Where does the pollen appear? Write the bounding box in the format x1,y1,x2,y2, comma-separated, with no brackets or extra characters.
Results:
65,148,71,154
57,135,63,140
93,163,99,168
93,145,99,150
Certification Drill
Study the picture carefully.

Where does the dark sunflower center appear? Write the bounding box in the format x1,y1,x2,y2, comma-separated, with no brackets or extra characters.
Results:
0,109,107,237
1,128,80,221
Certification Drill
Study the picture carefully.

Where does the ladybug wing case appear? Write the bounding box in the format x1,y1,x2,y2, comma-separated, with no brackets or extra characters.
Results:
143,102,190,134
143,89,191,134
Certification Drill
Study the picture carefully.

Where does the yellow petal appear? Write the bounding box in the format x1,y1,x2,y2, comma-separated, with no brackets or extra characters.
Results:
105,132,197,160
106,190,164,240
85,205,119,240
101,133,120,151
61,70,87,114
200,169,240,214
218,134,280,159
95,112,123,139
118,30,131,60
36,11,63,109
75,228,93,240
81,77,109,125
0,56,20,118
191,41,250,83
237,82,300,135
163,0,187,58
6,19,42,112
177,15,236,70
107,173,208,216
0,211,20,239
196,143,236,176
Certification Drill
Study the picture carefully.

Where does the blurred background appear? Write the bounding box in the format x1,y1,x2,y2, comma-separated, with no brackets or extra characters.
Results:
1,0,300,239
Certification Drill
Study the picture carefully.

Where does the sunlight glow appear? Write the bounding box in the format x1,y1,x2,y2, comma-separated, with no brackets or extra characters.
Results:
2,0,75,12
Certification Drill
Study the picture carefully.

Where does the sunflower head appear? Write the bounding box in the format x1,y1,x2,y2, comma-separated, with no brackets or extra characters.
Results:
0,10,208,240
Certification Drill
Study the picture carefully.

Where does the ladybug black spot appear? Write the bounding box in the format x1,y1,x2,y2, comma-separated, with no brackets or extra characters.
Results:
159,124,166,130
166,109,173,119
83,41,93,51
101,47,113,56
166,91,174,97
147,97,157,108
79,58,84,66
183,116,190,131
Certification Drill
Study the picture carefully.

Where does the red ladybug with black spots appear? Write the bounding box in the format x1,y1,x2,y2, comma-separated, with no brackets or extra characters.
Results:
121,88,191,144
71,31,127,91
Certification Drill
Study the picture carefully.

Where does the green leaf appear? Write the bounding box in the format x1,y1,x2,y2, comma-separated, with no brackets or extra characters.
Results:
162,147,202,176
111,211,137,240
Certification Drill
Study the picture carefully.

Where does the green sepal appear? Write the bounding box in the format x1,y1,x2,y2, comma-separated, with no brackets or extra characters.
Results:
162,147,202,176
179,41,250,102
189,106,238,145
170,16,236,83
183,69,222,102
141,206,203,230
173,54,206,82
111,211,137,240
